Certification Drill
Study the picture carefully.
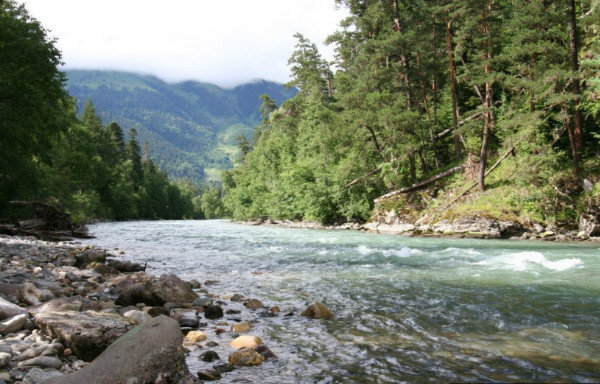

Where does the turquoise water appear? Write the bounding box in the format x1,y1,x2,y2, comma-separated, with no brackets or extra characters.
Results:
87,220,600,383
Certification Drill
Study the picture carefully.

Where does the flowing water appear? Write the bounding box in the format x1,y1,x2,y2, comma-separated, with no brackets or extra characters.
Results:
87,220,600,383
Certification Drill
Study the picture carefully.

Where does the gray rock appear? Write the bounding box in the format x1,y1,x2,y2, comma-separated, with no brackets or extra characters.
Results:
23,367,63,384
123,310,151,324
18,356,62,370
301,302,334,320
0,352,11,368
0,314,28,335
148,273,199,305
19,282,50,306
204,304,223,320
35,296,83,315
34,310,136,361
74,249,107,268
580,213,600,237
193,297,213,307
199,350,220,362
0,297,28,320
41,316,198,384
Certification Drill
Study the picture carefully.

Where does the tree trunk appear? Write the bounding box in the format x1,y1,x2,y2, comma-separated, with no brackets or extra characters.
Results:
568,0,583,175
445,17,461,161
374,165,464,202
478,2,494,192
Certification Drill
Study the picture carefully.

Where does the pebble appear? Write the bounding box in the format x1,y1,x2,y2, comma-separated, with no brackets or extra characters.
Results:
230,335,263,349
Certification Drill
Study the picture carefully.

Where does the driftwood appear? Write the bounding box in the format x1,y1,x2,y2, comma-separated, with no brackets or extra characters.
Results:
374,165,464,203
4,200,90,240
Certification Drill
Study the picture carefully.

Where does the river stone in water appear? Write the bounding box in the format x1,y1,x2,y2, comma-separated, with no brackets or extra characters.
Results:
199,350,220,362
244,299,264,309
230,335,263,349
204,304,223,320
231,321,252,333
228,348,265,366
42,315,197,384
300,302,334,319
34,310,136,361
185,331,207,342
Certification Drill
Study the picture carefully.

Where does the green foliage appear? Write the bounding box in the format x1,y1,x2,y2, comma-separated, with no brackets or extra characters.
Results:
223,0,600,225
65,70,297,183
0,0,70,204
200,187,226,219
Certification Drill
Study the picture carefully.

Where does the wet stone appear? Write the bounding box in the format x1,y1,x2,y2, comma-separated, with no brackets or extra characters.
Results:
197,369,222,381
212,363,236,374
199,350,220,362
204,304,223,320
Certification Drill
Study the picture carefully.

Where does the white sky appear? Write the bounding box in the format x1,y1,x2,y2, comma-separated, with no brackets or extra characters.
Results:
20,0,348,88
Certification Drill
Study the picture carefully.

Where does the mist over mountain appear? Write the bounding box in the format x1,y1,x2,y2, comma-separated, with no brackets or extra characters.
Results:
65,70,297,183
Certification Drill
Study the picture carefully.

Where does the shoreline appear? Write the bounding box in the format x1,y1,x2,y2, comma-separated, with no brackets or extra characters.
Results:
0,234,291,383
238,217,600,243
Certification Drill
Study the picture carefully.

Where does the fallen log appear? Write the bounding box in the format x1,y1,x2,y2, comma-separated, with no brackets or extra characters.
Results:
374,165,464,203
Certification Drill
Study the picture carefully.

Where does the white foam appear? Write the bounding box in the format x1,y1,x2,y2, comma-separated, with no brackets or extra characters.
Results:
474,251,583,272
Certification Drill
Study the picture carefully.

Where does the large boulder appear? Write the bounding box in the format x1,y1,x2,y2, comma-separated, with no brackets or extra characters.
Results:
108,272,198,306
147,273,199,305
432,217,503,239
42,316,199,384
34,310,136,361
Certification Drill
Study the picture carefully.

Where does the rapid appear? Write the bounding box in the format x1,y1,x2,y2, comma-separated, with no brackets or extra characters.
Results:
87,220,600,383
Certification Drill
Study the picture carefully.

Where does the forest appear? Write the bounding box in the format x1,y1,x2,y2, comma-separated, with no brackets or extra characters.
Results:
223,0,600,229
0,1,222,223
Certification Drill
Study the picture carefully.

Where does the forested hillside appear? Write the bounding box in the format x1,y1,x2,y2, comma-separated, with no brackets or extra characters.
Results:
65,70,297,182
224,0,600,230
0,1,204,223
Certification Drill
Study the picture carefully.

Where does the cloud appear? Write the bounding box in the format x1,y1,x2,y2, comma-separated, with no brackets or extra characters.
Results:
21,0,348,87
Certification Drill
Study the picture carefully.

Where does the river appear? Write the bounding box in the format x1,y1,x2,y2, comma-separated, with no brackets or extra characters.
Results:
86,220,600,383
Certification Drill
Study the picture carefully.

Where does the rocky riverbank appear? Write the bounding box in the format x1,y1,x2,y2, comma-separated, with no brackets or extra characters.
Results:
250,213,600,242
0,235,330,383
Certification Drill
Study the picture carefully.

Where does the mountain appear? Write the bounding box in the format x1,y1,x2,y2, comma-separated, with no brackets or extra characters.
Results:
64,70,297,183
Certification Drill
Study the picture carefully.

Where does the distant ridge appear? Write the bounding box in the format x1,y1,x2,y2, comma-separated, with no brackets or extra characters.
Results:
64,70,297,183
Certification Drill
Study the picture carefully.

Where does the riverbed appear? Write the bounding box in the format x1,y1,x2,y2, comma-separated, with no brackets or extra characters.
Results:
87,220,600,383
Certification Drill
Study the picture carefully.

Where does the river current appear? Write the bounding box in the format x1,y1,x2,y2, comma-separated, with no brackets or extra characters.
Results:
87,220,600,383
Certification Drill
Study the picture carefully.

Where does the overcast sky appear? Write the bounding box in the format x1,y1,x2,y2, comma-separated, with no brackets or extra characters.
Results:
21,0,348,88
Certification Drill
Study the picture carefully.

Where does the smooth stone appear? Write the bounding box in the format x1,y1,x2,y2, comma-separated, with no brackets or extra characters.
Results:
123,309,152,324
18,356,63,370
228,348,265,366
204,304,223,320
0,297,28,319
36,296,83,314
301,302,334,320
0,352,11,367
212,363,235,374
184,331,207,343
256,345,278,360
0,370,11,382
42,316,196,384
231,321,252,333
193,297,213,307
244,299,264,309
23,367,63,384
230,335,263,349
197,369,221,381
199,350,220,362
34,310,136,361
0,314,28,336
